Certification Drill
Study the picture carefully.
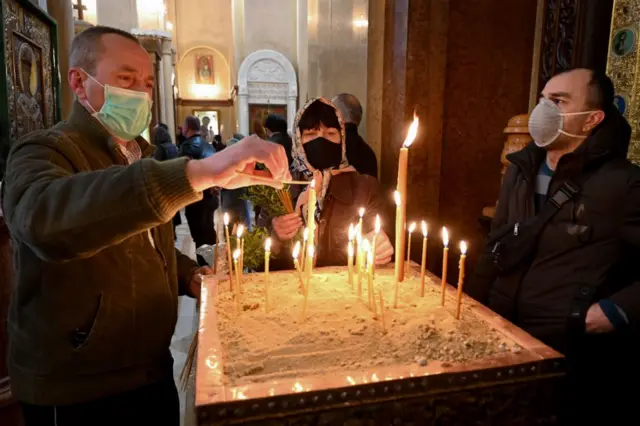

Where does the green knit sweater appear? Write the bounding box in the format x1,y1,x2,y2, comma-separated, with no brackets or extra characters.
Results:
2,101,203,405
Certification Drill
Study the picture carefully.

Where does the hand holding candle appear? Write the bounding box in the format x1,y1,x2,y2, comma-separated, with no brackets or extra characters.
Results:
455,241,468,320
441,227,449,306
406,222,416,276
264,238,272,312
420,221,428,297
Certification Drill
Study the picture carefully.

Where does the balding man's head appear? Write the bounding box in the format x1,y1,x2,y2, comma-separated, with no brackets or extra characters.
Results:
332,93,363,126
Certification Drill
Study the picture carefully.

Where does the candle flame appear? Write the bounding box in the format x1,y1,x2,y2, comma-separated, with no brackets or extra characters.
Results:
265,238,272,251
359,207,365,218
236,224,244,238
421,220,428,237
348,243,354,257
293,241,301,259
308,244,315,258
346,376,356,385
223,212,230,226
356,230,362,244
362,239,371,253
371,373,380,382
394,190,401,207
310,179,316,189
442,227,449,247
375,215,381,234
460,240,468,255
233,248,241,260
403,112,419,148
348,224,355,241
292,382,304,392
303,227,309,241
408,222,417,233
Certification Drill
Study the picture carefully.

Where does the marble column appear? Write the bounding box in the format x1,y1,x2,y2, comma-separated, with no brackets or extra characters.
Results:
47,0,74,119
161,39,176,143
232,0,245,132
238,93,249,136
286,95,297,133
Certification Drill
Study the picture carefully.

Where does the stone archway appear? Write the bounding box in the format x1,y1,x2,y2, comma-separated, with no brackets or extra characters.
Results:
237,49,298,136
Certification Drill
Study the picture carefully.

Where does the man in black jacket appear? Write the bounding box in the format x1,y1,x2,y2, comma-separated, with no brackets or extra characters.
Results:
470,69,640,423
332,93,378,179
264,114,293,167
179,116,218,265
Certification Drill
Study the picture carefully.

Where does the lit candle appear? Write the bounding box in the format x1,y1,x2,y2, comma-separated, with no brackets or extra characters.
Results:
301,227,309,270
393,191,402,308
224,213,233,291
292,241,305,293
441,227,449,306
455,241,468,320
265,238,272,313
356,231,363,298
395,113,419,283
214,220,220,274
406,222,416,276
362,239,373,310
236,224,245,287
348,224,355,289
358,207,365,237
378,290,387,333
366,241,377,316
420,221,428,297
306,179,317,256
305,243,314,289
372,215,381,278
301,245,315,320
233,249,241,313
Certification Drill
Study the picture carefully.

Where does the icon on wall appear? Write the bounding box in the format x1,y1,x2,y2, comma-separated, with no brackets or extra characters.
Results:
614,93,629,116
612,28,636,58
195,55,214,85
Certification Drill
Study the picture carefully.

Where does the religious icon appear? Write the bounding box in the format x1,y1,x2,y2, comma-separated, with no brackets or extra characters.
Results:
12,33,45,136
612,28,636,58
196,55,214,85
614,94,628,116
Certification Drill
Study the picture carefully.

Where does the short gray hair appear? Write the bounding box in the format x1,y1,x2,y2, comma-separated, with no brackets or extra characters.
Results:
70,26,141,74
332,93,363,125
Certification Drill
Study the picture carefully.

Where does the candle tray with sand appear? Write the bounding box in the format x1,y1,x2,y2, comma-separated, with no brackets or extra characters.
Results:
196,265,564,425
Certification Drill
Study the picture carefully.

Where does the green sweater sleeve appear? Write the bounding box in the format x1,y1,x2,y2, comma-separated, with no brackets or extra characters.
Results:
2,133,202,263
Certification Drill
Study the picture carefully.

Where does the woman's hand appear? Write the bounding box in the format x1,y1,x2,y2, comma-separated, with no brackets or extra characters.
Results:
366,230,394,265
273,213,303,241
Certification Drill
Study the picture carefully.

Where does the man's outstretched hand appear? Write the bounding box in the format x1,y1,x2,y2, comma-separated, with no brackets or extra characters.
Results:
187,135,291,191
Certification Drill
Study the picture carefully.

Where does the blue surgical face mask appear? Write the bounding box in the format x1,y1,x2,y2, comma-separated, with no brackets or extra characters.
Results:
82,69,152,141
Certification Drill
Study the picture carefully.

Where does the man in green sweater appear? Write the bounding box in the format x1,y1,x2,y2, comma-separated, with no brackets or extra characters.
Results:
1,26,289,425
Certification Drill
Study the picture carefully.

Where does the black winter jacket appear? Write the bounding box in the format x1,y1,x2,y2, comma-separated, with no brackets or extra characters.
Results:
179,135,215,160
471,108,640,349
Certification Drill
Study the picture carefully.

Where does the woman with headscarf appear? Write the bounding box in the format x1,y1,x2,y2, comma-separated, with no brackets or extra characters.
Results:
271,98,394,267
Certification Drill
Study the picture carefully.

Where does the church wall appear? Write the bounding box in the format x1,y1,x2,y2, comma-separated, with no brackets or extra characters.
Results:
241,0,298,70
96,0,137,31
307,0,369,136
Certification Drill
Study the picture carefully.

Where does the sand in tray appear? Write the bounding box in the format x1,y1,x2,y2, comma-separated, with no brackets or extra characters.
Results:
214,267,520,386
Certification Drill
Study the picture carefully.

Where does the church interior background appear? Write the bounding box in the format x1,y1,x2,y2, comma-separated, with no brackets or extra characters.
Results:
0,0,631,424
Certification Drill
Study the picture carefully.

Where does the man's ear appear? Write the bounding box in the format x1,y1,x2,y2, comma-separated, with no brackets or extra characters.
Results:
583,110,606,133
68,68,87,100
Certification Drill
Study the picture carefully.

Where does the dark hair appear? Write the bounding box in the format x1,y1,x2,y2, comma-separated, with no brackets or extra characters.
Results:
184,116,201,132
153,126,172,146
298,100,340,133
214,134,222,143
264,114,288,133
332,93,363,125
587,70,615,111
156,122,169,130
70,26,141,74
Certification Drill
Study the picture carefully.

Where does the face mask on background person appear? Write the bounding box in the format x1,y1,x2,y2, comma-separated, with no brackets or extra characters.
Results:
303,136,343,170
81,69,152,141
528,98,599,147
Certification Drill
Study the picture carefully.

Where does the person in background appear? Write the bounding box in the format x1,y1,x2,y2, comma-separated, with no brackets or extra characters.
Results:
152,123,181,237
0,25,290,425
264,114,293,168
468,69,640,424
270,98,393,267
179,116,218,266
221,133,252,229
213,134,226,152
332,93,378,179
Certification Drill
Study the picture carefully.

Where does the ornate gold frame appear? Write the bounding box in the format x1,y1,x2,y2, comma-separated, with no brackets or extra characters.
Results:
607,1,640,164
